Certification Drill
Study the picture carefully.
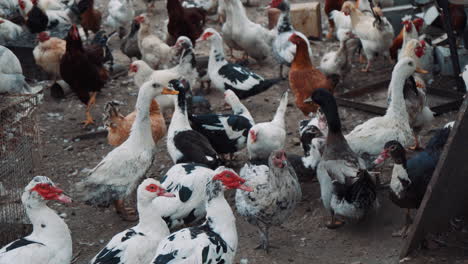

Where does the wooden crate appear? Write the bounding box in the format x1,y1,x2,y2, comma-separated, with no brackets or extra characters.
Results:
290,2,322,40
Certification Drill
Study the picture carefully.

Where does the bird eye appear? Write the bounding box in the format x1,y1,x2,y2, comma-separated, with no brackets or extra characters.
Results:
390,145,397,151
408,62,413,67
152,83,157,88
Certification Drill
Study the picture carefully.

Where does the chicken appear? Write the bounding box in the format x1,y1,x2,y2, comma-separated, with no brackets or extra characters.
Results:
33,31,66,98
79,0,102,39
60,24,109,127
0,45,31,94
288,33,334,116
222,0,275,62
166,0,206,46
236,150,302,252
103,99,166,147
120,19,141,59
319,31,354,83
0,17,23,42
324,0,345,39
341,1,394,72
135,14,182,69
182,0,217,14
105,0,134,39
389,17,424,61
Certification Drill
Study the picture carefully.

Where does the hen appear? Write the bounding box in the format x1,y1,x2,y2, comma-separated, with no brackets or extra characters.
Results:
105,0,134,38
60,25,109,127
79,0,102,39
288,33,334,116
324,0,345,39
166,0,206,46
0,18,23,42
0,45,31,94
389,17,424,61
104,99,166,147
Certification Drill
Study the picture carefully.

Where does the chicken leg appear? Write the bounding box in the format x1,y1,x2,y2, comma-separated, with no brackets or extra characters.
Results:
82,92,97,127
114,199,139,222
409,132,422,151
254,223,275,253
392,209,412,237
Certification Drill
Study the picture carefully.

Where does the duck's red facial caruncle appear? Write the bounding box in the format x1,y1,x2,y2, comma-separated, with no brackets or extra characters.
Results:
129,63,138,73
249,130,257,143
145,184,175,197
213,171,253,192
31,183,72,203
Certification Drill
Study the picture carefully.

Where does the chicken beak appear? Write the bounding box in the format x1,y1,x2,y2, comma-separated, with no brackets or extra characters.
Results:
415,67,428,74
162,87,179,95
237,184,253,192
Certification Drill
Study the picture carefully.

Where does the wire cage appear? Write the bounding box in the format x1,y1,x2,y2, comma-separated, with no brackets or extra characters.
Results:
0,93,42,247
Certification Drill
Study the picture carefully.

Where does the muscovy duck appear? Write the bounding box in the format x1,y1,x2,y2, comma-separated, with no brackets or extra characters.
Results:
0,176,72,264
311,88,377,229
90,179,175,264
151,170,253,264
166,79,221,169
76,80,175,221
373,121,454,237
189,90,254,158
198,28,281,99
247,91,288,162
236,150,302,252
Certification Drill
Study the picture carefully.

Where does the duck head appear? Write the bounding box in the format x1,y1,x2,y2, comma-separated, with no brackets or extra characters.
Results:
138,178,175,202
374,140,406,165
24,176,72,206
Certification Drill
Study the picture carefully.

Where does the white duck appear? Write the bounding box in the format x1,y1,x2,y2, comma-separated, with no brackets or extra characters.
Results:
89,179,175,264
310,89,377,229
222,0,275,62
346,57,425,161
269,0,312,79
0,176,72,264
248,91,288,162
0,45,31,94
151,170,252,264
166,79,221,169
341,1,394,72
75,80,172,221
129,38,197,115
236,150,301,251
199,28,281,99
105,0,135,38
156,164,237,229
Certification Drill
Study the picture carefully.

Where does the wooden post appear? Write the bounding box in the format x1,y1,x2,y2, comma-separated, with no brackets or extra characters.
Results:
400,97,468,258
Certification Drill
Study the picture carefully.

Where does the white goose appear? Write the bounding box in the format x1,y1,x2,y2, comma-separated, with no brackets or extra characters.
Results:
75,80,175,221
346,58,424,161
0,176,72,264
151,170,253,264
90,179,175,264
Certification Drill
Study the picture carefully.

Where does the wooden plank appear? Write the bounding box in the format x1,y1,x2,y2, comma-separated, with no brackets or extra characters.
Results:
400,97,468,258
337,80,390,99
430,99,464,116
335,97,386,115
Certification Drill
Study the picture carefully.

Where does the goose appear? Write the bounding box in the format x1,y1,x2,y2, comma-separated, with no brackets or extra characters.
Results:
310,88,377,229
90,179,175,264
151,170,253,264
75,80,176,221
0,176,72,264
166,79,221,169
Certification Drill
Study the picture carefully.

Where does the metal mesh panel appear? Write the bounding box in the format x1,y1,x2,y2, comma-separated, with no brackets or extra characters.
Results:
0,93,41,247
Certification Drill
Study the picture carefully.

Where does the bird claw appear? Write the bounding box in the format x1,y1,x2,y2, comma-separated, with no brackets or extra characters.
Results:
116,207,139,222
325,219,345,229
81,118,95,128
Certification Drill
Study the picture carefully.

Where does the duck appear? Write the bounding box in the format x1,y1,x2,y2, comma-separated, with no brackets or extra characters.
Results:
129,38,197,115
373,122,454,237
310,88,377,229
103,99,166,147
299,110,328,157
75,80,174,221
221,0,275,62
346,58,425,163
199,28,281,99
341,1,394,72
157,165,245,230
247,91,288,162
268,0,312,79
166,78,221,169
393,39,434,150
236,150,301,251
189,90,254,159
151,170,253,264
89,179,175,264
0,45,31,94
0,176,72,264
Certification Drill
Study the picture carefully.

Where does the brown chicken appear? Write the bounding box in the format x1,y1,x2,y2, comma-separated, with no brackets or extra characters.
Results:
288,33,334,116
104,100,166,147
80,0,102,39
389,18,424,60
325,0,345,39
166,0,206,46
60,25,109,127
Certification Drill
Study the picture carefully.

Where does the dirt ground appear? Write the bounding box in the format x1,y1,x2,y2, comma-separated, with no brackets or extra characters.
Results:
13,0,467,263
